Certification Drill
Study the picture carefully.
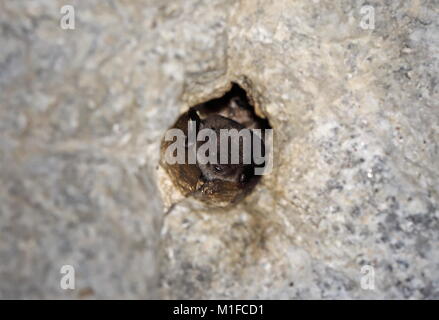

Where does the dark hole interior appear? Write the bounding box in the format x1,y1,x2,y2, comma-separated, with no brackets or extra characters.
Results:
190,83,271,131
189,82,271,197
161,82,271,206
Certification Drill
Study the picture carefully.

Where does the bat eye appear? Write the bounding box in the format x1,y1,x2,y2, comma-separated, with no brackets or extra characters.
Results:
214,165,223,172
239,173,247,183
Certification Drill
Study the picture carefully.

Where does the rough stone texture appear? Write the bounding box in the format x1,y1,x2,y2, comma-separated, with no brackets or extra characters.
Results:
1,0,438,299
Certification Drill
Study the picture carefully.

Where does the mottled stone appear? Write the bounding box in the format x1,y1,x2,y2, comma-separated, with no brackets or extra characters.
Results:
0,0,438,299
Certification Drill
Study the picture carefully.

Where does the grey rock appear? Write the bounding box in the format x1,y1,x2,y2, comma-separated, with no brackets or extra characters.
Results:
0,0,438,299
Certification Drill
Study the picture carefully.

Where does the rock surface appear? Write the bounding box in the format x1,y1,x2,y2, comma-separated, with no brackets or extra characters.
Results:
0,0,438,299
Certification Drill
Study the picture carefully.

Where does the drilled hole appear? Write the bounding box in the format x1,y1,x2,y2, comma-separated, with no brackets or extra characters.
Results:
160,83,272,206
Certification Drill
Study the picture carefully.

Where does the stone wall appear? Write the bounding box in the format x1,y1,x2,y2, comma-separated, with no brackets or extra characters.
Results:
0,0,438,299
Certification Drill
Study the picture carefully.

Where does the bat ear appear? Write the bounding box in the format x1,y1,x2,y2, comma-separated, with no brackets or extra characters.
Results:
188,109,201,122
188,109,204,130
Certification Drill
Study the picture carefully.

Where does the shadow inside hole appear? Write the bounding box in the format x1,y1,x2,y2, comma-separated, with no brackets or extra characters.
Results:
191,83,271,131
161,82,271,207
